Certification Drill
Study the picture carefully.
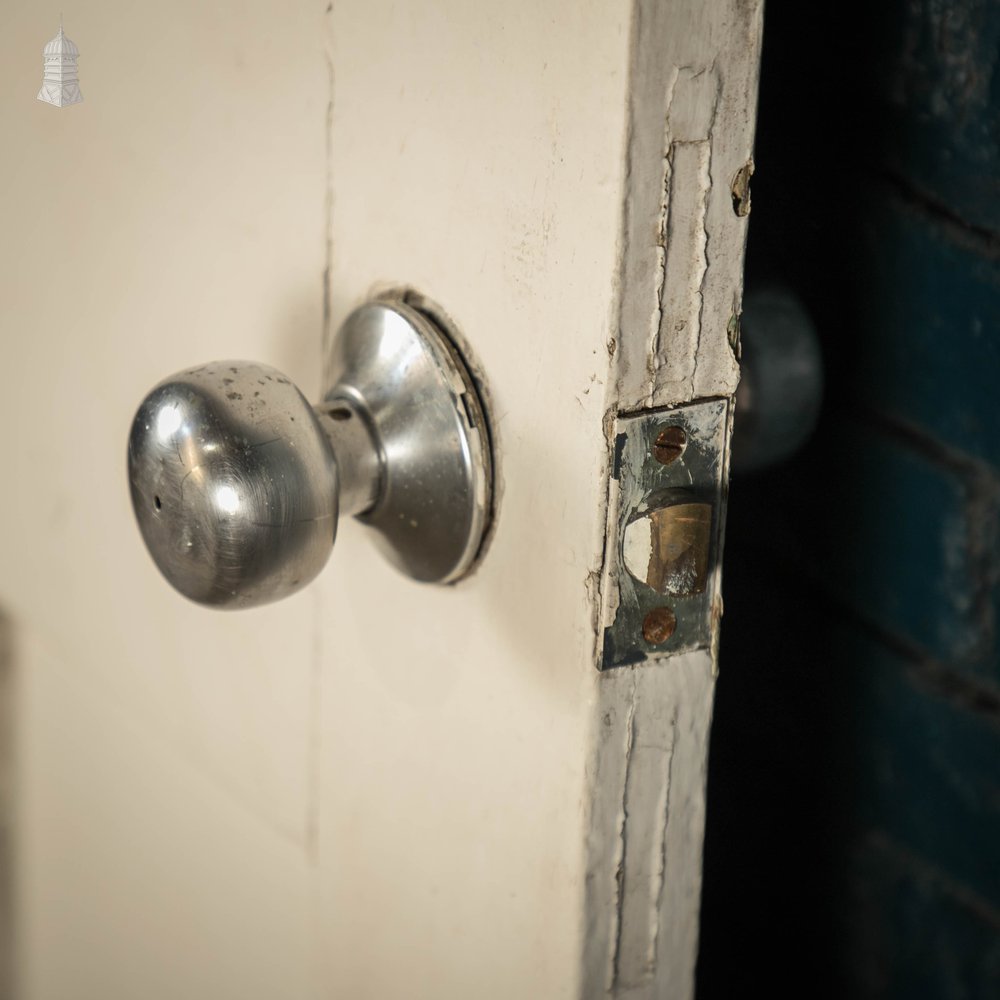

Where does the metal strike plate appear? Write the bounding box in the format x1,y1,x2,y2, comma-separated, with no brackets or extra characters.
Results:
599,398,729,669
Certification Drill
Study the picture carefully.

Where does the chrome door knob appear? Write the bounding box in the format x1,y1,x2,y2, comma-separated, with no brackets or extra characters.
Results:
127,299,493,608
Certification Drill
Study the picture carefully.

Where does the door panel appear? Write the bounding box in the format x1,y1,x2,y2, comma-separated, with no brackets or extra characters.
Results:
0,2,761,997
318,3,629,993
2,4,331,995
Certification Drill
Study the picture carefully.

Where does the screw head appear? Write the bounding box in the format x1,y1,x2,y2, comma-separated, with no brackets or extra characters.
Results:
642,606,677,645
652,426,687,465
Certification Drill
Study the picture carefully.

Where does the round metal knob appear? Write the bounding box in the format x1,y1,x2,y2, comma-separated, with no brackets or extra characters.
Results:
128,300,493,608
128,362,339,607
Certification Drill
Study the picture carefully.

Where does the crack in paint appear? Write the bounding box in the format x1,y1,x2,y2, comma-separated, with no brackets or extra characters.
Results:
690,71,723,398
649,704,680,975
306,0,336,872
610,671,639,992
686,138,712,400
650,67,682,408
321,5,336,377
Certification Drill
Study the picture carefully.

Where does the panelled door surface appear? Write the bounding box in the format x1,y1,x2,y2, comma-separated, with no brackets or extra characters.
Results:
0,3,761,997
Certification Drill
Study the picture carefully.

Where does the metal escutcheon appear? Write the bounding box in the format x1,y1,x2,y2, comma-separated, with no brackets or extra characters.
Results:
127,298,493,608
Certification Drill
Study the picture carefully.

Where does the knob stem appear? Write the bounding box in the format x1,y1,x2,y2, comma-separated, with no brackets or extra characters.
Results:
316,396,382,518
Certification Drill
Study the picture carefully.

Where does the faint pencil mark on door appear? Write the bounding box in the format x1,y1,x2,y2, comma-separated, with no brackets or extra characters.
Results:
0,611,13,996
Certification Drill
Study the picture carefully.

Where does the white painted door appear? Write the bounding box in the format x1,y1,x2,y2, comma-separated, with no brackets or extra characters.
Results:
0,3,762,998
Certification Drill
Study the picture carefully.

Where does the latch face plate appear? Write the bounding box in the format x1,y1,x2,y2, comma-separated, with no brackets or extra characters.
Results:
599,398,729,670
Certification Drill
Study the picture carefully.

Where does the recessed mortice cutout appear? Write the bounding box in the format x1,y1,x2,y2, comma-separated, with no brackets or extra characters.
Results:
622,502,713,596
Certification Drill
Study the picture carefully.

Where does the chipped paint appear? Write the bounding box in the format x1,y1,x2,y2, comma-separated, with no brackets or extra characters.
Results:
584,1,764,996
730,159,754,218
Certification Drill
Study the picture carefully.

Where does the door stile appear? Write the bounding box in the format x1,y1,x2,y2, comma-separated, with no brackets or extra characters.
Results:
584,2,765,997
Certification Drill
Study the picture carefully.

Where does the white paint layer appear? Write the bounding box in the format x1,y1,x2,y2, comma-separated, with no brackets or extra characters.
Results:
612,0,764,412
0,1,633,997
317,2,631,994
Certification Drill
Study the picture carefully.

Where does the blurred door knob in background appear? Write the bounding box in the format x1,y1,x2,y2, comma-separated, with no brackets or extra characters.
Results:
127,298,494,608
732,287,823,473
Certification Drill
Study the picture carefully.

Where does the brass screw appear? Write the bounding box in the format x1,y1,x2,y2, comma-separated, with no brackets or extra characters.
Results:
642,606,677,645
652,426,686,465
